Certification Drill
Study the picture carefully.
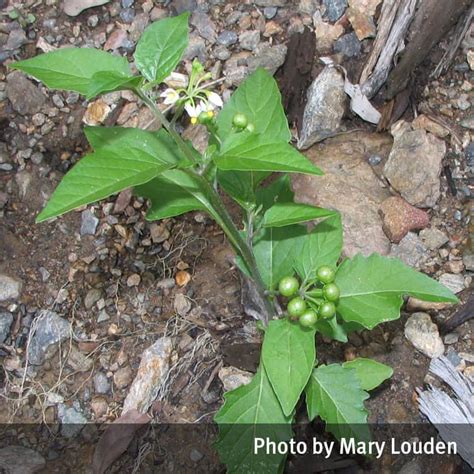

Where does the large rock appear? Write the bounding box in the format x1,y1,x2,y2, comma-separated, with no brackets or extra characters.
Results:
0,311,14,343
384,121,446,208
0,446,45,474
6,72,46,116
122,337,172,414
0,274,22,301
27,311,71,365
297,67,346,150
292,131,392,257
404,312,444,358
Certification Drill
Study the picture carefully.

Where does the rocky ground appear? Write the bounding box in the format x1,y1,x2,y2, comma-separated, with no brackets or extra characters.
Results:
0,0,473,472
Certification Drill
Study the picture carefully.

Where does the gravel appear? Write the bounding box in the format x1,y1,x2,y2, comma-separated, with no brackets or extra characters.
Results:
0,274,22,302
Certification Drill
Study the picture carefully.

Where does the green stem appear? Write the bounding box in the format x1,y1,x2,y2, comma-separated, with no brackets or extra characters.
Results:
137,89,276,322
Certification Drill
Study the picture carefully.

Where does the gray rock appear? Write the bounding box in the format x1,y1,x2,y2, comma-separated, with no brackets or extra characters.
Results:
27,311,71,365
190,11,217,43
263,6,278,19
247,43,287,74
465,142,474,168
404,312,444,358
93,372,111,394
389,232,427,268
63,0,110,16
460,115,474,130
80,209,99,236
239,30,260,51
384,121,446,208
0,446,46,474
398,460,422,474
297,67,346,150
334,32,361,57
174,293,191,316
419,228,449,250
170,0,198,14
84,288,102,309
183,34,207,63
121,0,134,6
438,273,465,294
6,28,28,51
292,132,392,257
217,30,238,47
0,311,13,343
463,253,474,272
254,0,286,5
0,274,22,302
218,366,253,392
58,404,87,438
120,7,135,23
214,45,231,60
323,0,348,21
6,71,46,116
122,337,172,413
189,448,204,462
444,333,459,345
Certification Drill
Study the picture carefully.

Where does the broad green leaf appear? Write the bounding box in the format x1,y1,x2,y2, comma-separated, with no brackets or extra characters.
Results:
305,364,370,443
217,68,291,142
37,147,174,222
336,254,459,329
216,133,323,176
215,365,293,473
256,174,294,212
134,13,189,83
262,318,316,416
253,225,306,290
343,358,393,391
217,170,269,208
86,72,142,100
263,203,335,228
135,176,205,220
315,316,348,343
295,214,343,282
11,48,131,96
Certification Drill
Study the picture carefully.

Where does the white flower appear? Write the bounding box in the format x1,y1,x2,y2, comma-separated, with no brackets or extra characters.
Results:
160,88,181,105
184,102,203,124
207,91,223,109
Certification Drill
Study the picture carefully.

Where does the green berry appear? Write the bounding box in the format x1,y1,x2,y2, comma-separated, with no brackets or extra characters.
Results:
245,122,255,133
232,113,248,129
319,301,336,319
198,111,212,124
278,276,299,297
287,297,307,318
316,265,336,284
299,310,318,328
323,283,340,302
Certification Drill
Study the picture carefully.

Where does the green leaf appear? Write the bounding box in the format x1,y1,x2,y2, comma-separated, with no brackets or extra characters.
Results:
256,174,294,212
305,364,370,443
295,214,343,282
217,170,269,208
343,358,393,391
217,68,291,142
11,48,131,96
215,365,293,474
216,133,323,176
135,176,205,220
262,318,315,416
253,225,306,290
336,253,459,329
86,72,142,100
315,316,348,343
263,203,335,228
134,13,189,83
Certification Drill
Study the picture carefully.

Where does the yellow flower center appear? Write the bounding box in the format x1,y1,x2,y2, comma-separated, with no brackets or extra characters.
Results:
191,117,198,125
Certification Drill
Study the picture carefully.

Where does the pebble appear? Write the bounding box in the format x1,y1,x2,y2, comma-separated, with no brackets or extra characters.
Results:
217,30,238,47
84,288,102,309
6,71,46,116
404,312,444,358
58,404,87,438
121,0,134,7
247,43,287,74
0,311,13,343
113,366,133,389
63,0,110,16
465,142,474,167
190,448,204,463
419,228,449,250
27,311,71,365
174,293,191,316
389,232,427,268
368,154,382,166
444,333,459,345
218,366,253,391
239,30,261,51
263,6,278,19
93,371,111,394
126,273,141,287
91,397,108,418
190,11,217,43
214,45,231,60
438,273,465,294
463,253,474,272
0,274,22,301
334,32,361,58
0,446,45,473
120,7,135,23
80,209,99,236
323,0,348,21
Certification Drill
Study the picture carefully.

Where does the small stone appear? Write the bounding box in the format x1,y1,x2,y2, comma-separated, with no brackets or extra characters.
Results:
104,29,129,50
150,222,170,243
463,253,474,272
6,71,46,116
347,7,376,40
389,232,427,268
190,11,217,43
175,270,191,287
460,116,474,130
93,371,111,394
334,32,361,57
444,333,459,345
218,366,253,391
83,99,111,125
438,273,465,294
322,0,348,21
80,209,99,236
120,7,135,23
468,50,474,70
0,446,45,473
113,188,133,214
58,405,87,438
67,346,93,372
28,311,71,365
217,30,238,46
121,0,134,7
189,448,204,463
379,196,429,243
247,43,287,74
63,0,110,16
97,310,110,323
444,260,464,274
157,278,175,290
419,228,449,250
297,67,345,149
263,6,278,19
122,337,172,413
404,312,444,358
0,274,22,302
183,34,207,62
313,11,344,52
91,397,108,418
398,460,422,474
114,366,133,389
174,293,191,316
84,288,102,309
239,30,260,51
412,114,449,138
127,273,141,287
368,154,382,166
214,45,231,60
0,311,13,343
6,28,28,51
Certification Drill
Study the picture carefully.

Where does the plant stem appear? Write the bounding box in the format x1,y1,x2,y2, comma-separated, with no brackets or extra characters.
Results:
137,89,276,322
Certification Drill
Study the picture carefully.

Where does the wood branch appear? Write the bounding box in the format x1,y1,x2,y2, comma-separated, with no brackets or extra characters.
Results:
432,6,474,78
385,0,471,99
360,0,417,99
440,293,474,334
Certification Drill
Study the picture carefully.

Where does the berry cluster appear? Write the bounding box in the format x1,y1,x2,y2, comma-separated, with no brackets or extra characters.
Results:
277,266,340,329
232,113,255,133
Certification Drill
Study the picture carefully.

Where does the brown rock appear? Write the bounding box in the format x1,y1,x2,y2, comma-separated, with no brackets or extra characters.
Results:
347,7,376,40
113,366,133,389
91,397,108,418
104,29,128,50
379,196,430,243
313,11,344,52
412,114,449,138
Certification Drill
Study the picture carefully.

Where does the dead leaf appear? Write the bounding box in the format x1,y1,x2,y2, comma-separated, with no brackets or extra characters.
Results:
92,409,150,474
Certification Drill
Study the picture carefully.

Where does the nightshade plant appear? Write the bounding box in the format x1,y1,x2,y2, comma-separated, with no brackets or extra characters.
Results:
12,13,458,473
